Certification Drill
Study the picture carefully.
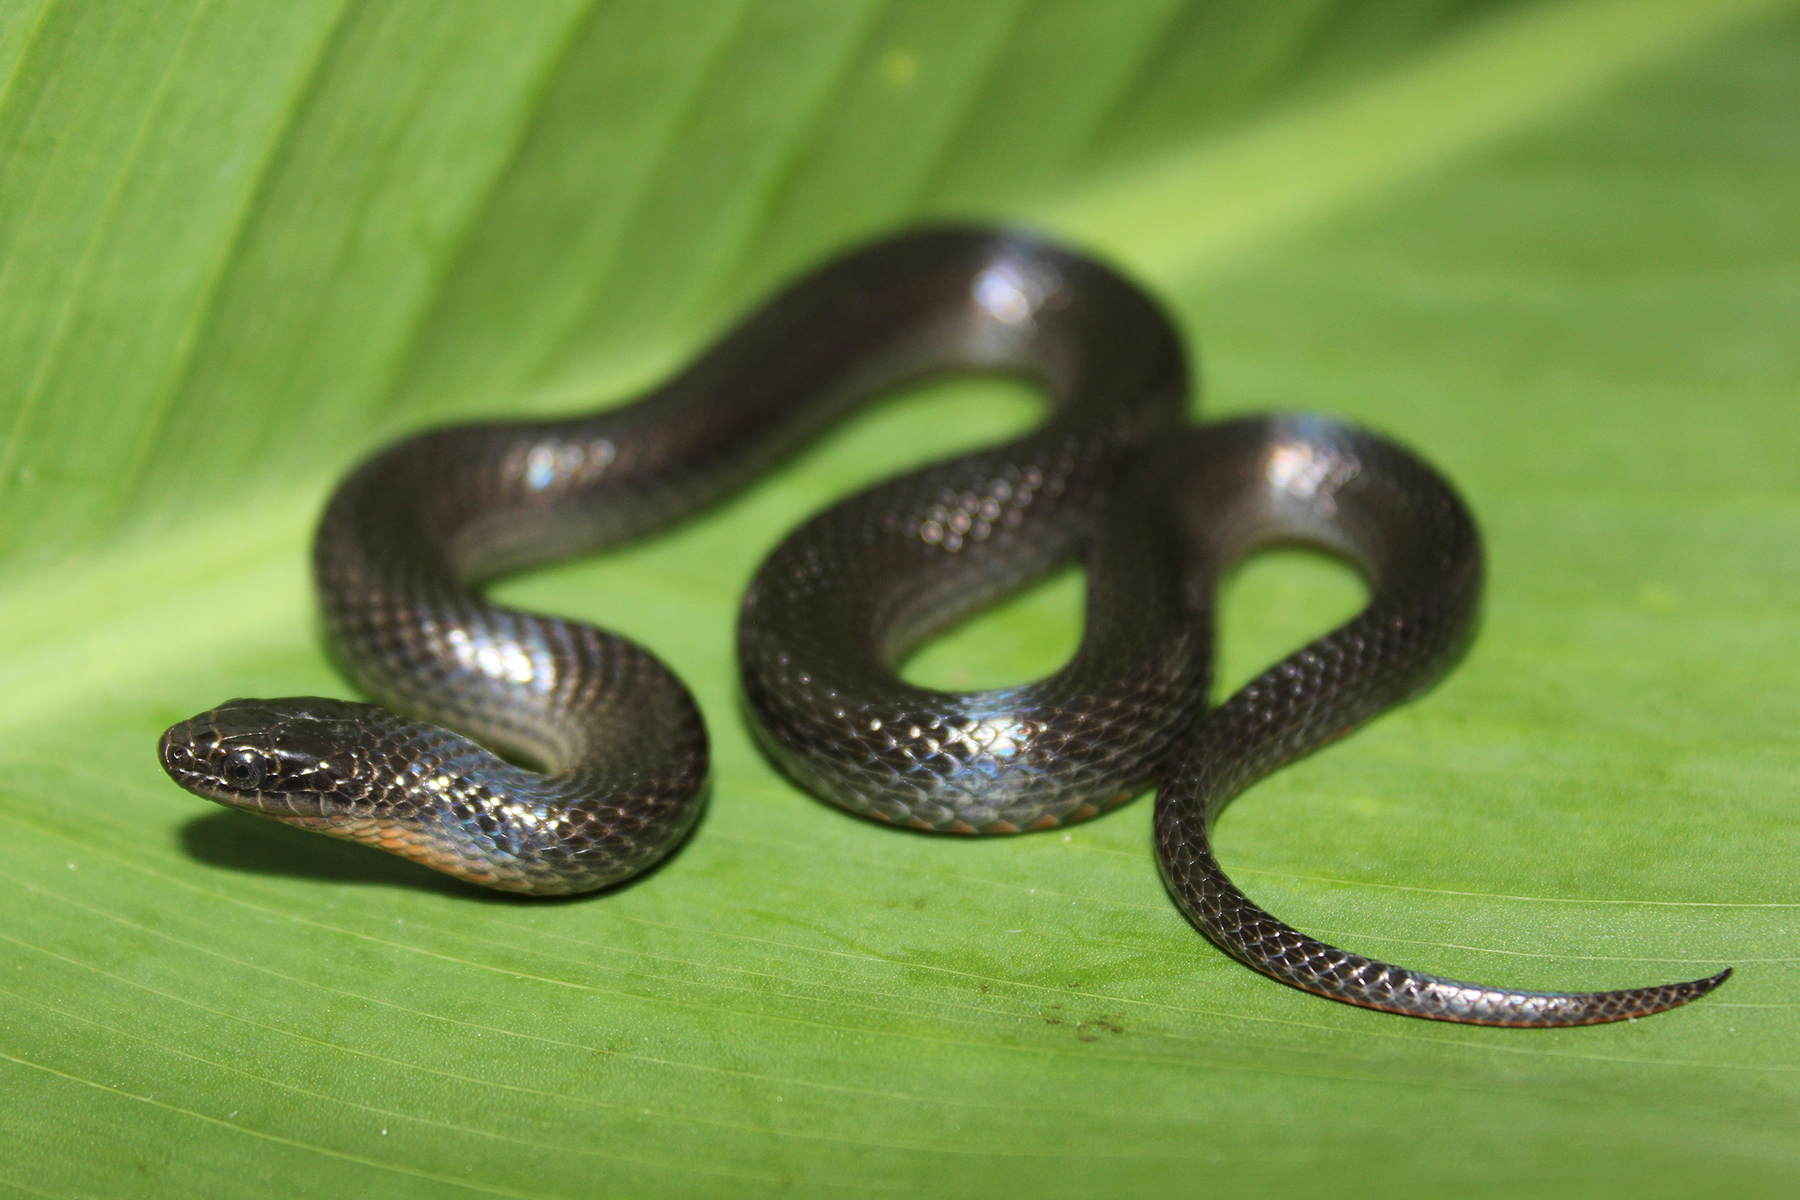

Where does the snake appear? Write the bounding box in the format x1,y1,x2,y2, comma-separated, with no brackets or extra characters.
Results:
158,227,1728,1026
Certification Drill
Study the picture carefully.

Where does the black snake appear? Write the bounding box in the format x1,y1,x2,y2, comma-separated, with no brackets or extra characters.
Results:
159,228,1728,1025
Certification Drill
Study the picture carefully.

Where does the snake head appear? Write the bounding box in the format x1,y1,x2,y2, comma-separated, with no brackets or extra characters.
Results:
159,697,378,818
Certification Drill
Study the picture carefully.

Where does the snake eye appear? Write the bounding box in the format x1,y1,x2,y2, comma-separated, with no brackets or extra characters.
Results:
223,748,268,790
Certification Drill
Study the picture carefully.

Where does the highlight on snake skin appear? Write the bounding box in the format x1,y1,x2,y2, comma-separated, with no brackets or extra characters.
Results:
159,226,1729,1026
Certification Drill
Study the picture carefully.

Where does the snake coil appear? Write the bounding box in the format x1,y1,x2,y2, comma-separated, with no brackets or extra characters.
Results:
161,228,1728,1025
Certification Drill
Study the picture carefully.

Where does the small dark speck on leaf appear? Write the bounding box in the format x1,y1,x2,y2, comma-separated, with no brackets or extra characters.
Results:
1075,1017,1125,1042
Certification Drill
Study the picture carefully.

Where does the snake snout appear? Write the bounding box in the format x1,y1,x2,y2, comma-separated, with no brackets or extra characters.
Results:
158,717,219,783
157,727,196,778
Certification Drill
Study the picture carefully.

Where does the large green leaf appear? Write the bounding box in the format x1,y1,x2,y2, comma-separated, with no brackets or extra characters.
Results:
3,0,1797,1194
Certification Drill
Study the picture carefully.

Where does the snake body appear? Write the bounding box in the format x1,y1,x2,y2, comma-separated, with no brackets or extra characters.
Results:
159,228,1727,1025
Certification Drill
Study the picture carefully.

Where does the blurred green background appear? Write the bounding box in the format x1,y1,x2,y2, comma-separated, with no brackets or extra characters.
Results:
1,0,1796,1195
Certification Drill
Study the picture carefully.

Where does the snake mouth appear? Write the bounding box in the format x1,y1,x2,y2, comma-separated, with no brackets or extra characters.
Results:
158,726,333,819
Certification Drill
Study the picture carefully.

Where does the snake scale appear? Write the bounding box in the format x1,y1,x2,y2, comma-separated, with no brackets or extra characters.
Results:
160,228,1728,1025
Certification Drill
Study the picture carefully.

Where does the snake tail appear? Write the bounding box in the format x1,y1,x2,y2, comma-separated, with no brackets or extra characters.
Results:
1149,417,1730,1025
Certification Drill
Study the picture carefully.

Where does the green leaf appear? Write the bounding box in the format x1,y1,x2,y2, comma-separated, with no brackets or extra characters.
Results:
3,0,1797,1194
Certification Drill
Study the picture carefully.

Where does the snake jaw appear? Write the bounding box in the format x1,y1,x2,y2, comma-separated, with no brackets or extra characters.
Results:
158,728,328,819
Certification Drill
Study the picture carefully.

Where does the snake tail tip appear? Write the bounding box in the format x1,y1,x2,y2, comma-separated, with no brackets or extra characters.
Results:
1680,966,1733,997
1623,966,1733,1024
